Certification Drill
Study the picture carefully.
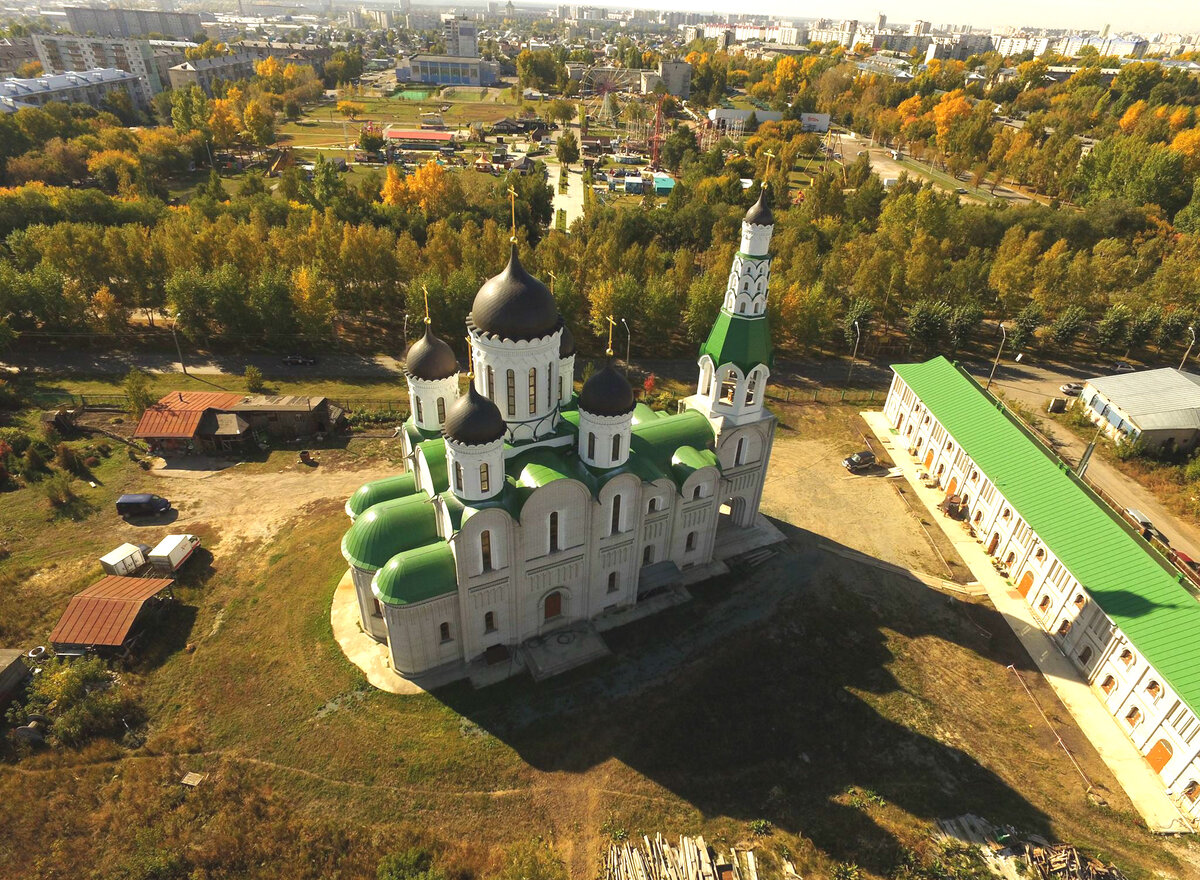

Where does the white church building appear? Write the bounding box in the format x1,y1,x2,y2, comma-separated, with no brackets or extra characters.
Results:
340,188,780,687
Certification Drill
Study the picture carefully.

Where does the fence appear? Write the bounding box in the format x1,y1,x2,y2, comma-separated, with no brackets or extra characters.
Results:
767,388,883,405
31,392,130,409
331,398,409,415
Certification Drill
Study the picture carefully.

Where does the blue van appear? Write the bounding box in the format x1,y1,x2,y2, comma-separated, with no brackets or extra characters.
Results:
115,493,171,518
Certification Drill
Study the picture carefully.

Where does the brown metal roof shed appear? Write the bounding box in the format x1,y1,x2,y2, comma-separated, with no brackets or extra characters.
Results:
50,576,175,652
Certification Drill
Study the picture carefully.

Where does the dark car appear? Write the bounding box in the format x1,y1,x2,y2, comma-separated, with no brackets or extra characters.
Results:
116,493,171,517
282,354,317,366
842,450,876,472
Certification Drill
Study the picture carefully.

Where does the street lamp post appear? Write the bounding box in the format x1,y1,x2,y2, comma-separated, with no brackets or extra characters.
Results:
846,320,861,386
1181,325,1196,371
170,315,187,377
620,318,631,364
985,322,1007,392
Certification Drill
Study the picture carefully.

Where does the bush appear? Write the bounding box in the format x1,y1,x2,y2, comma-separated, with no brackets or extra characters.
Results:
377,848,445,880
1114,437,1147,461
83,455,100,468
22,446,47,481
495,840,567,880
0,427,31,455
245,365,266,393
8,656,143,747
55,443,82,474
42,471,78,509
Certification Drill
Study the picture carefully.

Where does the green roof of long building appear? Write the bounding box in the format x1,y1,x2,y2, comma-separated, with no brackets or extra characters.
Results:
894,356,1200,716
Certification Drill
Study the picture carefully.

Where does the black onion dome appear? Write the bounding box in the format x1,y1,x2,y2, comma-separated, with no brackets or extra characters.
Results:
443,384,506,446
558,322,576,357
744,183,773,226
580,361,636,417
405,324,458,381
470,243,560,340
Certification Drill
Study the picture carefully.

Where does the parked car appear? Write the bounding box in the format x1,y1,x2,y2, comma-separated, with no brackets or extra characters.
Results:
955,187,968,194
116,493,171,518
148,534,202,573
1113,362,1136,373
842,450,876,472
1059,382,1084,396
282,354,317,366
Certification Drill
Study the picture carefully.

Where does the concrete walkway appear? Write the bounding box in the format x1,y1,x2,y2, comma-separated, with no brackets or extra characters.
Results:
330,570,425,695
862,410,1194,834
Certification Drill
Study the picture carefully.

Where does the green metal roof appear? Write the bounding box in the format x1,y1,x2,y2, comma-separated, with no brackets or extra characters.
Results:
671,445,720,484
372,541,458,606
341,492,438,572
417,437,449,492
631,402,665,424
404,417,442,450
630,408,717,482
699,310,774,376
508,446,598,493
894,357,1200,716
346,473,418,519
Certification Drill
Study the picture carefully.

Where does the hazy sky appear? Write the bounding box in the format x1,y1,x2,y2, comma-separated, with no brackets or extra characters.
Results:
634,0,1200,34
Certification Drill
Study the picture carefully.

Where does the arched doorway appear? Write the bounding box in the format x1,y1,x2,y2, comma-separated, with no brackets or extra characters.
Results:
1147,738,1173,775
1017,571,1035,598
946,477,958,497
923,449,934,469
987,532,1000,555
544,591,562,621
1078,645,1093,666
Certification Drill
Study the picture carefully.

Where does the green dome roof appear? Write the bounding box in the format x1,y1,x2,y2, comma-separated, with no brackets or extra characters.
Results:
345,473,418,520
671,445,719,484
372,542,458,605
341,492,438,571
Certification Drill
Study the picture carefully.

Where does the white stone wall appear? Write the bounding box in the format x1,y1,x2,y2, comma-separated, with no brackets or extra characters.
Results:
559,354,576,404
384,593,463,675
578,410,633,468
470,328,562,442
445,436,505,502
740,220,772,256
723,253,770,315
407,374,459,433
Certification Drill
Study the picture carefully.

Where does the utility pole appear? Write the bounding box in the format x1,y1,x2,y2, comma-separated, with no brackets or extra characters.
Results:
170,316,188,376
846,320,861,386
620,317,631,364
985,322,1006,392
1181,325,1196,371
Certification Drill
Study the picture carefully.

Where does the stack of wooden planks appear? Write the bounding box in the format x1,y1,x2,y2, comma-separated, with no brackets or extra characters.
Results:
604,835,793,880
1027,844,1128,880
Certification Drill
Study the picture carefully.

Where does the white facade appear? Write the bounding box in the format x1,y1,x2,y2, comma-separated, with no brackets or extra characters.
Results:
885,371,1200,818
469,328,562,443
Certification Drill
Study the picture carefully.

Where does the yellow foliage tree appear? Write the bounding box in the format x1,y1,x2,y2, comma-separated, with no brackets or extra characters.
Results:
1118,100,1146,133
86,150,140,193
291,266,335,336
380,165,406,206
404,160,448,213
932,90,972,146
1169,128,1200,174
337,100,366,120
255,56,283,90
208,98,241,148
897,94,924,122
1169,107,1192,132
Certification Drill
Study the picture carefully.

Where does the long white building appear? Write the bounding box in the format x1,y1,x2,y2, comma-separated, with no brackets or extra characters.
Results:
885,357,1200,819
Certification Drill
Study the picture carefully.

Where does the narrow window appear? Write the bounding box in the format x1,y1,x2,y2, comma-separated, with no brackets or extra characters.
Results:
486,365,495,398
607,571,618,593
611,433,621,460
647,497,657,513
437,397,446,422
479,462,490,493
480,529,492,571
439,621,451,642
549,511,559,552
745,372,757,405
1120,649,1134,667
454,461,463,492
1147,681,1162,699
1073,594,1085,609
692,485,702,500
735,437,745,465
738,301,746,314
610,495,621,534
587,432,595,459
1056,619,1071,636
719,373,737,404
1126,706,1141,728
415,397,424,422
528,367,537,414
484,611,496,632
1185,781,1200,802
1078,646,1092,666
1038,596,1050,613
686,531,697,551
1101,675,1116,694
506,369,515,417
643,545,653,565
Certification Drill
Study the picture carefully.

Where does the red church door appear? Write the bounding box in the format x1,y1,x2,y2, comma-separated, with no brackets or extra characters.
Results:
544,591,562,621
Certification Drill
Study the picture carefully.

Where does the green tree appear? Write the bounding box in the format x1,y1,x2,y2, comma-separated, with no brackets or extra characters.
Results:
1049,304,1088,347
905,299,951,353
123,368,153,417
556,130,579,166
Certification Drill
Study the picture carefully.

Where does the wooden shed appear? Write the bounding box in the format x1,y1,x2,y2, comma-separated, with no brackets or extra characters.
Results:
50,576,175,657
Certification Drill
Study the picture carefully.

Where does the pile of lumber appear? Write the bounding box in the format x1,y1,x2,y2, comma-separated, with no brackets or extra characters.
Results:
604,835,796,880
1026,844,1128,880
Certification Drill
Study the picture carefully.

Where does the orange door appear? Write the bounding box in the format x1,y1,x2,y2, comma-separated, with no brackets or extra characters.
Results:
1147,739,1173,775
1018,571,1034,598
544,591,562,620
924,450,934,469
946,477,958,497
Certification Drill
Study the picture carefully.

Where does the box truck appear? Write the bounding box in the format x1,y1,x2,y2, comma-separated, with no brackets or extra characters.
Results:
100,543,151,576
147,534,201,573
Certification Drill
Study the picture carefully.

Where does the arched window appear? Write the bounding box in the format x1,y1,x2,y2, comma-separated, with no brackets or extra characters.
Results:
549,511,559,552
1147,680,1162,699
1184,781,1200,802
1101,675,1116,694
607,571,618,593
945,439,953,451
745,371,758,406
692,485,703,500
738,301,746,314
1120,649,1134,667
643,545,654,565
528,367,537,414
1035,548,1046,562
454,461,463,492
610,495,621,534
480,529,492,571
479,463,490,493
1002,508,1012,520
1038,595,1051,613
484,611,496,632
587,432,596,459
742,280,748,292
547,363,553,405
1056,619,1071,636
439,621,451,642
1126,706,1142,728
1078,646,1093,666
415,397,424,422
611,433,621,460
969,470,978,482
719,370,737,404
686,531,697,552
486,366,495,398
506,369,516,417
647,497,658,513
544,591,562,620
1073,594,1085,610
437,397,446,422
735,437,746,465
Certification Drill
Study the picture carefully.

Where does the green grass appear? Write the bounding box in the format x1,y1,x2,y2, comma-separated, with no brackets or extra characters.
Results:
27,372,407,403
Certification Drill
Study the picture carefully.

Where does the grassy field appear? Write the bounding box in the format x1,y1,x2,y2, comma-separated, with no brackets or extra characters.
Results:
1,401,1198,879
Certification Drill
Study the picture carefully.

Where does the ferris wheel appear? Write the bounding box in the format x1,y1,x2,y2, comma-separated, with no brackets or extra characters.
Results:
581,66,640,125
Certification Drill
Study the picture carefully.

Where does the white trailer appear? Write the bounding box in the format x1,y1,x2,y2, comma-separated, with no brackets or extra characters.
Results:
100,543,149,576
147,534,201,573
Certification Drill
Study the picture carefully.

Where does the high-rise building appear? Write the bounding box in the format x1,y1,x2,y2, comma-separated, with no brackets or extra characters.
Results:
63,6,202,40
0,68,142,112
33,34,190,104
909,19,930,35
657,59,691,99
441,14,479,58
876,12,887,30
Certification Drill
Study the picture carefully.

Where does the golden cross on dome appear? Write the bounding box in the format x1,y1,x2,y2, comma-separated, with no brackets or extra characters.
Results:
506,185,518,243
548,270,557,293
464,335,475,378
422,283,431,324
605,315,616,357
763,148,775,178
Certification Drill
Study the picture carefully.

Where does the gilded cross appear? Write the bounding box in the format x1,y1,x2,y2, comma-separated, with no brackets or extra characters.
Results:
606,315,616,357
507,185,518,243
422,283,431,324
763,148,775,178
464,335,475,378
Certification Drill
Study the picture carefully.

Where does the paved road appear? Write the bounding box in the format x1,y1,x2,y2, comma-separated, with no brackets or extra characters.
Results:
0,349,404,378
546,157,586,230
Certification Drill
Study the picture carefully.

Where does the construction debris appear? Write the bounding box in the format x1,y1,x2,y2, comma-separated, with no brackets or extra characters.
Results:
1026,844,1128,880
936,814,1127,880
604,834,781,880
